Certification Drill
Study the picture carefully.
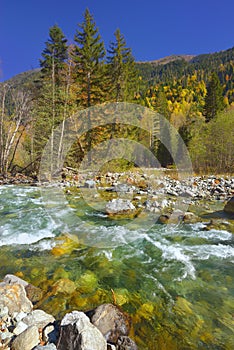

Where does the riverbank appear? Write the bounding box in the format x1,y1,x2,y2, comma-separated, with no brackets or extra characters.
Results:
0,274,137,349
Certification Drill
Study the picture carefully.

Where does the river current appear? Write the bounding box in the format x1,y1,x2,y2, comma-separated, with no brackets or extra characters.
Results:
0,185,233,349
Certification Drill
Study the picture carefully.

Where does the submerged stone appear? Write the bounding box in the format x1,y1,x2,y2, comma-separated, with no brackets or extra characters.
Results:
88,303,130,344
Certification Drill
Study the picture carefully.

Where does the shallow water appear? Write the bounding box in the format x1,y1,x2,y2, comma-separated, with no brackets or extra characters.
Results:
0,185,234,349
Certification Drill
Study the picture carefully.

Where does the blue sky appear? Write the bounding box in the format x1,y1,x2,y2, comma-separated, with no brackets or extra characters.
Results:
0,0,234,81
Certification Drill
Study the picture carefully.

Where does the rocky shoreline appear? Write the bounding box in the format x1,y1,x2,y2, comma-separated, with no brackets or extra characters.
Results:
0,274,137,350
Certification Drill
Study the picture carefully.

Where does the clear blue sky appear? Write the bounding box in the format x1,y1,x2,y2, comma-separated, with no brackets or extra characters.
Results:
0,0,234,82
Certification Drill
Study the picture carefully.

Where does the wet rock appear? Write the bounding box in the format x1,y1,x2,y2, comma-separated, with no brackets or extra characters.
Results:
182,212,199,224
224,196,234,215
203,219,232,231
106,199,136,215
88,303,130,344
11,325,39,350
0,283,33,315
52,278,77,295
25,284,44,304
22,309,55,329
158,214,169,224
116,336,138,350
57,311,107,350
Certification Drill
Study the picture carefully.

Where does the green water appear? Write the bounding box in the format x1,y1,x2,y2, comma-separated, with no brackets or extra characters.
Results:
0,185,233,349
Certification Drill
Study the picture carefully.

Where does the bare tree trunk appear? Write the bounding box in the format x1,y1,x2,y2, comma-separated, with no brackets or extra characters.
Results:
57,58,72,169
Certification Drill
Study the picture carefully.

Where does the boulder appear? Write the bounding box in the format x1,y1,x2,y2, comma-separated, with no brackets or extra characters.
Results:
3,274,28,287
11,325,39,350
182,212,199,224
88,303,130,344
57,311,107,350
22,309,55,329
224,197,234,214
106,199,136,215
0,283,33,315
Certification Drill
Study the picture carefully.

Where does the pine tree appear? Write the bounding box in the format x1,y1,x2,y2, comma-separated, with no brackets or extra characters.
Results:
107,29,138,102
40,24,68,84
73,8,106,107
73,9,107,164
203,72,225,122
36,25,68,177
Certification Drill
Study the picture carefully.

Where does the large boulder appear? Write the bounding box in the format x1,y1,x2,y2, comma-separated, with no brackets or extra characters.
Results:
11,325,39,350
88,303,130,344
106,199,136,215
224,197,234,215
57,311,107,350
0,283,33,315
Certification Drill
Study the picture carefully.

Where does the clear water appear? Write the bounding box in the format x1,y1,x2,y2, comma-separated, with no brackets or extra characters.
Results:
0,185,233,349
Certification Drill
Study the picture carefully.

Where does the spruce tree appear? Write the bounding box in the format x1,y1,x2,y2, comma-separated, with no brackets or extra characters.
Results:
203,72,225,122
36,25,68,177
40,24,68,84
73,8,106,107
107,29,138,102
73,9,107,164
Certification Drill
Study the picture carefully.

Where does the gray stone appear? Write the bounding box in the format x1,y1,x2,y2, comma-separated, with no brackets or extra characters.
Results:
22,309,55,329
106,199,135,214
13,320,28,335
0,283,33,315
3,274,28,287
57,311,107,350
89,303,130,344
11,325,39,350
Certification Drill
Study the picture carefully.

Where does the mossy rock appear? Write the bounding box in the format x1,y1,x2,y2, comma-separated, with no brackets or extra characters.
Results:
51,233,80,256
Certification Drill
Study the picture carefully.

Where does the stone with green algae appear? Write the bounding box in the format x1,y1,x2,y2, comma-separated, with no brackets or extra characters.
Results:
76,271,98,294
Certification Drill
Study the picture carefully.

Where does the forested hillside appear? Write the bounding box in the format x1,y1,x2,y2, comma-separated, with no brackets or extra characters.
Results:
0,9,233,177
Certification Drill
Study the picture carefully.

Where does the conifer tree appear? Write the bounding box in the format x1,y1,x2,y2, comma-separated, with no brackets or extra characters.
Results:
107,29,138,102
203,72,225,122
73,8,106,107
35,25,68,177
40,24,68,84
73,9,107,164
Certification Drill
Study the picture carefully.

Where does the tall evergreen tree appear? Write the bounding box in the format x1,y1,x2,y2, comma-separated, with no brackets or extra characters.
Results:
40,24,68,84
107,29,138,102
73,8,106,107
203,72,225,122
73,9,107,164
35,25,68,177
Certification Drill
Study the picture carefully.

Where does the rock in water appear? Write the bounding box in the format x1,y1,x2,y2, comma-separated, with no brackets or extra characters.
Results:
88,303,130,344
57,311,107,350
11,325,39,350
0,283,33,315
106,199,136,215
224,196,234,214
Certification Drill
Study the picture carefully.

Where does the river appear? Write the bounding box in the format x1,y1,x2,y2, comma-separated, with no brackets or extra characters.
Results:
0,185,233,349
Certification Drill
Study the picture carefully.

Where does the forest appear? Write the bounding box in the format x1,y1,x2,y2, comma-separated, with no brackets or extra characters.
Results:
0,8,234,177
